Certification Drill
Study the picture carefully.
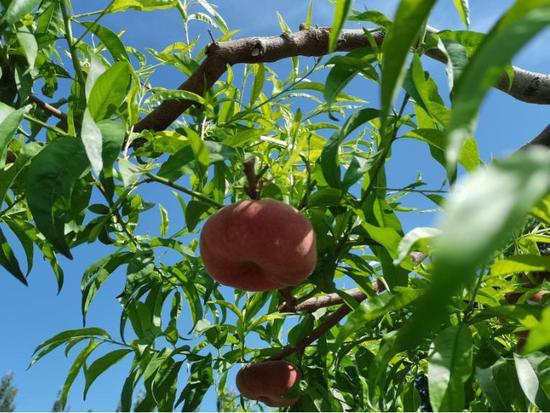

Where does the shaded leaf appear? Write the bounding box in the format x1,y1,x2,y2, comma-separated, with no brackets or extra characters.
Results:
25,138,90,258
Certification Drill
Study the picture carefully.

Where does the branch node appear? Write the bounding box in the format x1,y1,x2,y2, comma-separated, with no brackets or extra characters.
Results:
243,157,260,200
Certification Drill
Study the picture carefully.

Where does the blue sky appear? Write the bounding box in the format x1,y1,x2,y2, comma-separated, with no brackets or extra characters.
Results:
1,0,549,411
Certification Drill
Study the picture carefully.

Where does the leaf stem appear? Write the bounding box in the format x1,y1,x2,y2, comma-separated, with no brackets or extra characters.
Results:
143,173,223,208
60,0,87,89
23,114,71,137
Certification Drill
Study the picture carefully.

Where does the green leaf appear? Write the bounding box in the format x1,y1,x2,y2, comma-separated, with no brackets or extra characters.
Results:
324,50,376,111
146,88,207,107
97,120,125,175
0,142,41,204
84,349,133,399
33,328,110,355
2,0,41,24
440,39,469,91
178,356,214,411
477,358,527,411
381,0,436,119
79,22,130,62
0,227,26,285
249,63,265,105
394,227,440,265
428,325,473,411
0,104,25,168
308,188,342,208
531,195,550,224
157,145,194,181
185,200,211,231
81,109,104,175
336,288,422,346
446,1,550,168
398,147,550,351
276,11,291,33
349,10,392,29
305,0,313,29
320,108,379,187
187,128,209,169
25,138,90,258
159,204,169,237
328,0,353,52
17,27,38,72
81,252,133,323
59,340,100,410
491,255,550,276
524,307,550,353
342,156,374,190
514,353,550,410
452,0,470,27
108,0,178,13
88,61,132,122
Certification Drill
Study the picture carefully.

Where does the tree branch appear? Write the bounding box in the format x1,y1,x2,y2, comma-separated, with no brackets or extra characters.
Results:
29,95,67,122
269,303,354,361
134,26,550,134
279,287,366,313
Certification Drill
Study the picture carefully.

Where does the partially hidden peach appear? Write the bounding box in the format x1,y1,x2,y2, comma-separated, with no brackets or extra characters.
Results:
236,360,301,407
199,200,317,291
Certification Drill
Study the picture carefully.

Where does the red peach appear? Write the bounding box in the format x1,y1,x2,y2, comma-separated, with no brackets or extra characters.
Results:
236,361,301,407
200,200,317,291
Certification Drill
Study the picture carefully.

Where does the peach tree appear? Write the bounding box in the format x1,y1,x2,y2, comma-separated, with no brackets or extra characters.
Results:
0,0,549,411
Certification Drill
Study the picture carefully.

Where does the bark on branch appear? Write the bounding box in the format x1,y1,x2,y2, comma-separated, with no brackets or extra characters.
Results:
269,303,354,361
134,26,550,133
279,287,367,313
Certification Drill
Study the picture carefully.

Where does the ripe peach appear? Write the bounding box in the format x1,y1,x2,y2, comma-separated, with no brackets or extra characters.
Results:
236,361,301,407
199,200,317,291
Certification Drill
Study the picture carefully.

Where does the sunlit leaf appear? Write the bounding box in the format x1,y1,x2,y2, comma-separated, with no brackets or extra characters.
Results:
381,0,436,119
328,0,353,52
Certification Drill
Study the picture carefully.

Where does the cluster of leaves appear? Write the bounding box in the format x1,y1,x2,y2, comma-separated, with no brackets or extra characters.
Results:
0,0,549,411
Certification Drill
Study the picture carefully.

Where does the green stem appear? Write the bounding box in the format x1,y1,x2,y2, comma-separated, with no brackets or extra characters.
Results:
60,0,86,89
143,173,223,208
96,183,139,248
73,5,111,47
23,114,71,137
225,60,320,125
375,186,447,194
71,10,105,19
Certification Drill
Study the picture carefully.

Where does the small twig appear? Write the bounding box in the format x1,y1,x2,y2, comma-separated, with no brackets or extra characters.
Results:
29,95,67,122
96,184,138,248
375,186,448,194
207,29,217,45
143,172,223,208
23,114,71,137
243,157,260,200
60,0,86,89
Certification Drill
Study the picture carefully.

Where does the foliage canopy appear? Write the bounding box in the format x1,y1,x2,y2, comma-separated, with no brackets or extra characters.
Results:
0,0,549,411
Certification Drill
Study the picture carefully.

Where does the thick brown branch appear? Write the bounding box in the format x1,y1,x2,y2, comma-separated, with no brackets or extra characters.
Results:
269,303,353,361
134,26,550,134
279,287,367,313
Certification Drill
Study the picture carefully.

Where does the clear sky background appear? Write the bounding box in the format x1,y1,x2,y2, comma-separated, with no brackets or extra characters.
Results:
1,0,549,411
